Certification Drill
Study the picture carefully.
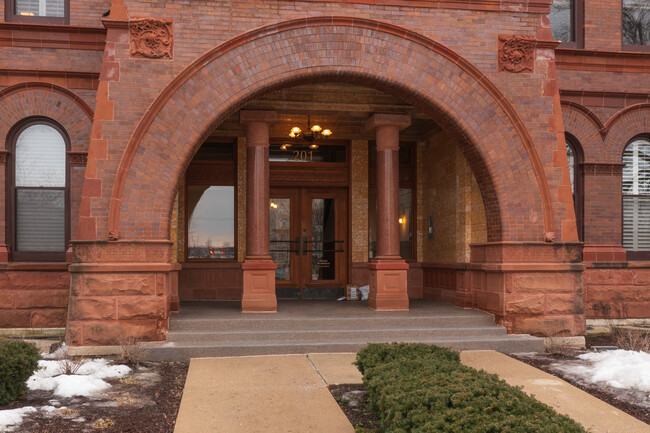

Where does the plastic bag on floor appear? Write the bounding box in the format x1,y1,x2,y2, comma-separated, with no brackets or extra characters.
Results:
359,285,370,301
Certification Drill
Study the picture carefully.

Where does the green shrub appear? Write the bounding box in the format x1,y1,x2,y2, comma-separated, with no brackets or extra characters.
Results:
356,343,587,433
0,339,40,405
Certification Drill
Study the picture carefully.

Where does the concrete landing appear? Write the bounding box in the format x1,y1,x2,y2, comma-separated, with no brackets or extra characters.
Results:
461,351,650,433
147,300,543,361
173,354,358,433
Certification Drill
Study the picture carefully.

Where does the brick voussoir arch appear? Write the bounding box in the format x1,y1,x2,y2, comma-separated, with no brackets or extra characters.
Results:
108,16,555,241
604,103,650,161
0,82,94,121
0,82,93,152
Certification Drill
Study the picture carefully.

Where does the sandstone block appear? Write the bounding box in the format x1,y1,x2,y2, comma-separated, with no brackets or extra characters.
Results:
8,272,70,291
0,309,31,327
506,293,545,315
117,296,166,320
623,302,650,318
0,290,14,309
31,309,66,327
509,273,575,292
82,320,157,346
70,297,116,321
513,315,574,337
546,293,585,315
78,273,156,296
583,269,635,285
14,289,68,309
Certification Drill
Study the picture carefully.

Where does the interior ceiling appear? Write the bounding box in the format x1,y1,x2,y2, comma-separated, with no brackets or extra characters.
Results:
209,83,442,142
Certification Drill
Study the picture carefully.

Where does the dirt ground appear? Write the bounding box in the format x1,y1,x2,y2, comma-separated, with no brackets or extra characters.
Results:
2,359,188,433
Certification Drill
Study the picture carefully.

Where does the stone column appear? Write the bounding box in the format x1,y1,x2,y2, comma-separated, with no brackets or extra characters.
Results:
365,114,411,310
240,110,277,312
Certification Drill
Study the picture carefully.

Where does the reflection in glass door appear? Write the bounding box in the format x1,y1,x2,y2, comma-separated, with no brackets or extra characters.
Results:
270,188,347,299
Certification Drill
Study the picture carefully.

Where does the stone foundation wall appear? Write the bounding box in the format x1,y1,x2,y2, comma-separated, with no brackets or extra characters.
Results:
584,263,650,319
0,265,69,328
65,241,173,345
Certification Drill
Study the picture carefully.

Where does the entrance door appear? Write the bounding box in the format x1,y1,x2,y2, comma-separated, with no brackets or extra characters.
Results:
270,187,348,299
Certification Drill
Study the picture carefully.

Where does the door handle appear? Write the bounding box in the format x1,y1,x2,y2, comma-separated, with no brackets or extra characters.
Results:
302,236,308,256
295,236,301,255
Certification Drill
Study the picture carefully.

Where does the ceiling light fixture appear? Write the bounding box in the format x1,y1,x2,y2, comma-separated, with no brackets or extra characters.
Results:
287,115,332,150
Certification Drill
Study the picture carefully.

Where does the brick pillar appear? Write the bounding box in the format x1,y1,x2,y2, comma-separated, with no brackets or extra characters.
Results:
365,114,410,311
240,110,277,312
581,163,626,261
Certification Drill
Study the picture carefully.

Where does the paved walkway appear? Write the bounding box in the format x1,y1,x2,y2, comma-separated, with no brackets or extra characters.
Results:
173,353,360,433
174,351,650,433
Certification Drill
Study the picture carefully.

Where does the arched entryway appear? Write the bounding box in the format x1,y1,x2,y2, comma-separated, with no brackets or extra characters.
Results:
67,17,582,345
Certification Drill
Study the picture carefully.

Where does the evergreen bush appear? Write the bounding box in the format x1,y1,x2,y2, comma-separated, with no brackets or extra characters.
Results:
0,339,40,405
356,343,587,433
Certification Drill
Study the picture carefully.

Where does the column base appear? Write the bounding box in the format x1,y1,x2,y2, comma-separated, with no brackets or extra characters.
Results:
368,258,409,311
241,258,277,313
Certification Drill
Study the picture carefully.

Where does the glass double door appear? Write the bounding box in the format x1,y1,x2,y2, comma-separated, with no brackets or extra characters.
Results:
270,187,348,299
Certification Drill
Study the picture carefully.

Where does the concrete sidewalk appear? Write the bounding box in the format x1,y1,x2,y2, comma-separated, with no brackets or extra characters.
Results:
460,351,650,433
173,353,361,433
174,351,649,433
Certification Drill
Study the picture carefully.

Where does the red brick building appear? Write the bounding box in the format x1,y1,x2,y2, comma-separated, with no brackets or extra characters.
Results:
0,0,648,345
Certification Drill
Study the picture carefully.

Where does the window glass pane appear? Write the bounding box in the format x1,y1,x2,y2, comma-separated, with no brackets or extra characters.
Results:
270,198,291,280
566,142,575,194
16,189,65,251
622,139,650,195
623,139,650,251
311,198,336,281
15,0,64,17
16,124,66,187
550,0,574,42
187,186,235,259
623,0,650,45
399,189,413,259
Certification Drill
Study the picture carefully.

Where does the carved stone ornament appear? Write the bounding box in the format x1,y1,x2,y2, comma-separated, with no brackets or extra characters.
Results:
130,18,173,59
68,152,88,166
498,35,535,73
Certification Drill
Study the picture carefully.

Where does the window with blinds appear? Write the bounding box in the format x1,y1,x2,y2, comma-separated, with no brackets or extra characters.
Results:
13,123,67,256
623,138,650,252
14,0,64,17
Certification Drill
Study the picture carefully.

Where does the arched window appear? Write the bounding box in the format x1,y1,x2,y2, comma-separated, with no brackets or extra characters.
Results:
622,137,650,258
9,119,69,261
566,134,583,241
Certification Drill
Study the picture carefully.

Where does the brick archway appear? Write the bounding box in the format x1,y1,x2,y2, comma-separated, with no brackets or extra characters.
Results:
104,16,555,243
604,104,650,162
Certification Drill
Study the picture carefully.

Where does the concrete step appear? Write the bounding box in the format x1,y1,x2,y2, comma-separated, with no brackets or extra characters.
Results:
143,335,544,362
169,314,497,331
166,326,508,343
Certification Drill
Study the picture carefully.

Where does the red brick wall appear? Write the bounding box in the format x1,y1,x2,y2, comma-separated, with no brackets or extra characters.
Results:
584,0,622,51
87,12,569,246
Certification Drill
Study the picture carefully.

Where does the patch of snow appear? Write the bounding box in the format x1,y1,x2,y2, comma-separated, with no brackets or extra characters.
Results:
0,406,37,432
571,350,650,393
27,359,131,398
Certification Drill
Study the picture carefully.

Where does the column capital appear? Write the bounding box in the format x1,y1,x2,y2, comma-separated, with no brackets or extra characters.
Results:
365,113,411,132
240,110,277,125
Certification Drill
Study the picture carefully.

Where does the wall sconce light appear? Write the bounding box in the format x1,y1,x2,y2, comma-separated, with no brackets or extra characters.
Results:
270,202,278,209
399,217,405,224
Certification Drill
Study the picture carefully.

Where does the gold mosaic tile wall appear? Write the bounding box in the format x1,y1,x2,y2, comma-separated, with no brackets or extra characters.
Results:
417,131,487,263
351,140,369,263
237,137,247,262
